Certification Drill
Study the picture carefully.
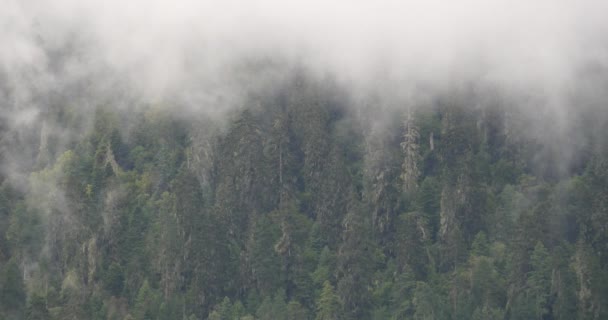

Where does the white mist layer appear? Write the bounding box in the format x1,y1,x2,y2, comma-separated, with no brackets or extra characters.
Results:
3,0,607,104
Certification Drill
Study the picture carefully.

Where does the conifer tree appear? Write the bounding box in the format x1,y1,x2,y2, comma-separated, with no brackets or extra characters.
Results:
316,281,340,320
401,107,421,194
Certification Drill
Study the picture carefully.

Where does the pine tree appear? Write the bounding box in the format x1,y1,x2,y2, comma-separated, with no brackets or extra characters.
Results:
527,242,551,320
316,281,340,320
133,280,157,320
256,296,274,320
551,245,577,320
401,107,421,194
1,259,26,315
336,200,376,319
412,282,448,320
271,290,288,320
396,212,429,278
286,300,309,320
391,266,416,318
26,293,50,320
250,215,282,296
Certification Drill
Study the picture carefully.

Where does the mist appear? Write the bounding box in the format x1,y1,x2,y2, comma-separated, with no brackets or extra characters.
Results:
1,0,608,181
4,0,608,99
3,2,608,318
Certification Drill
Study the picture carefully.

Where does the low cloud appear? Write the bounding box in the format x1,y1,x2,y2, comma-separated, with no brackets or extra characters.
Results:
1,0,607,181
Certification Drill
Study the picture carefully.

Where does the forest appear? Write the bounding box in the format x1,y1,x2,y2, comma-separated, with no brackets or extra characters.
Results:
3,1,608,319
1,71,608,320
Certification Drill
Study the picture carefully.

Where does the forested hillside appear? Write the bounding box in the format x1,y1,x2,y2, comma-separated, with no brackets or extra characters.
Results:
1,71,608,320
3,0,608,319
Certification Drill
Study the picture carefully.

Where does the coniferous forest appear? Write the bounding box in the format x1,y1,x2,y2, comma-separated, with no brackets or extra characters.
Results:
2,1,608,320
2,72,608,320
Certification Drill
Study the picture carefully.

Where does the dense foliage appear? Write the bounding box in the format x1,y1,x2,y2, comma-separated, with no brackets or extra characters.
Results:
1,76,607,320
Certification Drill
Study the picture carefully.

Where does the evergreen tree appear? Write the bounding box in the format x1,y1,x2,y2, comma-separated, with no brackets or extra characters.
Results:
256,296,274,320
401,107,422,194
336,200,376,319
412,282,448,320
1,76,608,320
286,300,309,320
250,215,282,297
527,242,551,320
133,280,158,320
551,245,578,320
1,259,25,316
316,281,340,320
26,293,50,320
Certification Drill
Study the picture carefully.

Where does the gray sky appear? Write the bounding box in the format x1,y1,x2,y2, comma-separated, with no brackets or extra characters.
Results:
3,0,607,104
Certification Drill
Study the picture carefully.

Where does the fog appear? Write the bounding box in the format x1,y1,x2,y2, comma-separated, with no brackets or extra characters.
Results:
4,0,607,101
1,0,608,182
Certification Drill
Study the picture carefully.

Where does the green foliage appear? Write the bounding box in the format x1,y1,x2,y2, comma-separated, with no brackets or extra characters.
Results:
1,259,25,315
1,89,607,320
312,246,334,288
104,262,124,296
471,231,490,256
415,177,441,239
527,242,551,320
208,297,232,320
26,293,50,320
250,215,282,296
286,300,309,320
412,282,448,320
336,202,376,319
391,266,416,318
316,281,340,320
255,296,273,320
396,211,430,278
133,280,159,320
